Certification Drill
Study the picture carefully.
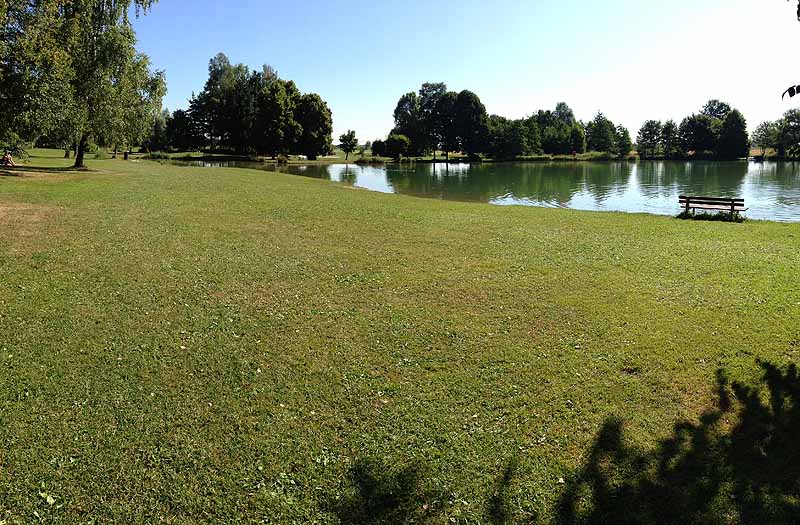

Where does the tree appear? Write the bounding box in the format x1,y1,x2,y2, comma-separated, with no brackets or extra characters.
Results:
295,93,333,160
418,82,447,158
522,116,543,155
679,114,721,154
660,120,682,159
487,116,527,159
751,121,779,157
166,109,201,151
701,100,732,121
435,91,460,159
372,139,386,157
392,92,425,156
586,112,617,153
616,126,633,158
339,130,358,161
66,0,166,168
385,134,410,159
554,102,577,126
570,124,586,154
254,79,302,157
777,109,800,157
453,90,489,158
716,109,749,160
636,120,663,158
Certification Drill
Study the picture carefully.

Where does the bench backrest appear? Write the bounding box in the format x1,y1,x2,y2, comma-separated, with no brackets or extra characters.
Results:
679,195,744,206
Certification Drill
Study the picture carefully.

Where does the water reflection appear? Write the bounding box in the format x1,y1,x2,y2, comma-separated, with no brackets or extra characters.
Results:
175,160,800,222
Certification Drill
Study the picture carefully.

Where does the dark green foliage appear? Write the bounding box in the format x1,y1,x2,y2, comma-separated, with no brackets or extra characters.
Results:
487,116,528,159
776,109,800,157
661,120,683,159
716,109,749,160
295,93,333,160
586,112,618,153
187,54,332,157
371,139,386,157
570,124,586,154
392,92,426,156
701,99,732,121
166,109,203,151
339,130,358,161
636,120,663,158
679,114,721,154
453,90,489,158
436,91,460,157
615,125,632,158
677,210,745,222
751,121,779,156
385,134,410,159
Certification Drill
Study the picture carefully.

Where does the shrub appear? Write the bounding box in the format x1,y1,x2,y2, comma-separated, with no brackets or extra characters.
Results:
677,211,745,223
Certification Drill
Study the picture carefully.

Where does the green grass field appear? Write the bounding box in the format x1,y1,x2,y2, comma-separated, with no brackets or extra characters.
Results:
1,150,799,523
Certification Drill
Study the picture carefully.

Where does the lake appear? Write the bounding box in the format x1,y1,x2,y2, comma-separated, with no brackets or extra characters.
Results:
177,160,800,222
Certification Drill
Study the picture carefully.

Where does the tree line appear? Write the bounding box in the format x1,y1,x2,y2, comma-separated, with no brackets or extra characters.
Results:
635,100,750,160
149,53,334,159
1,0,166,167
372,83,634,160
751,109,800,158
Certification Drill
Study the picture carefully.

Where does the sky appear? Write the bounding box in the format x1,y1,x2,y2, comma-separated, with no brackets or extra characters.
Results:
132,0,800,142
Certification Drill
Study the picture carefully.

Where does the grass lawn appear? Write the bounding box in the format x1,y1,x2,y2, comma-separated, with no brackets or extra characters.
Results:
1,151,799,523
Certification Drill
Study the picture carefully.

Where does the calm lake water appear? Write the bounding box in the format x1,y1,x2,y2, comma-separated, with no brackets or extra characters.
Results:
177,160,800,222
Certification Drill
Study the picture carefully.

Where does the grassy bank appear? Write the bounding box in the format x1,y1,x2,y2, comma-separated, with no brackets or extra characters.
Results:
1,151,799,523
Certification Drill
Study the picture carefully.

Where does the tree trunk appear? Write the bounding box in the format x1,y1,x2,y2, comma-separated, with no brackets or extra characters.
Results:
345,152,349,161
64,149,71,159
74,133,88,168
113,145,118,159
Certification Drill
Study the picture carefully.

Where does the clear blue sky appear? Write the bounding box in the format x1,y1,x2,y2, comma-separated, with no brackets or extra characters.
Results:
133,0,799,142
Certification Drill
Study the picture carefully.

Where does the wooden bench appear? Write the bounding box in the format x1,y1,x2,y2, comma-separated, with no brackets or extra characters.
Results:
679,195,747,215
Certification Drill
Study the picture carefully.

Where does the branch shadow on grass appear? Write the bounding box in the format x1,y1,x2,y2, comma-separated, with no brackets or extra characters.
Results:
558,360,800,524
323,360,800,523
323,458,443,524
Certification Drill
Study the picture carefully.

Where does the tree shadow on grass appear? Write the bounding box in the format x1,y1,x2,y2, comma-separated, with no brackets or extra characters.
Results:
324,458,443,524
1,166,87,177
558,361,800,524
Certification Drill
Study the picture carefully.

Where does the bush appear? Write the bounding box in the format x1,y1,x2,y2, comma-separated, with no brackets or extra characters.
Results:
94,148,109,160
677,211,745,223
143,152,171,160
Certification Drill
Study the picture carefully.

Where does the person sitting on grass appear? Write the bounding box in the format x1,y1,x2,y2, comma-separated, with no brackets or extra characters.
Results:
2,151,16,167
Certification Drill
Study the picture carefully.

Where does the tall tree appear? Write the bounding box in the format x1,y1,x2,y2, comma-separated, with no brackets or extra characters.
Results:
295,93,333,160
716,109,749,160
586,112,617,153
616,126,632,158
751,121,779,157
554,102,577,126
339,130,358,161
392,92,424,156
435,91,459,159
417,82,447,158
660,120,682,159
453,90,489,158
66,0,165,167
636,120,663,158
679,114,721,154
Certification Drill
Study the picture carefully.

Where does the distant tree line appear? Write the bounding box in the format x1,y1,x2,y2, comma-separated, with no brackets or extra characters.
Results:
373,83,632,160
751,109,800,158
635,100,750,160
149,53,334,159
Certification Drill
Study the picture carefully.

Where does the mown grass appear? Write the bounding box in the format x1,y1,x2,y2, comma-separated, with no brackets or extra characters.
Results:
1,151,799,523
